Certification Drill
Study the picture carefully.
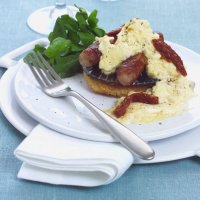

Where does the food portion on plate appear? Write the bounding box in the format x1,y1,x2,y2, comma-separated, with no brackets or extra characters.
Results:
79,18,195,124
24,6,195,125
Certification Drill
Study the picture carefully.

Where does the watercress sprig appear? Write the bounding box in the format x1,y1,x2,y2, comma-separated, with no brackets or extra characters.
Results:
24,5,105,78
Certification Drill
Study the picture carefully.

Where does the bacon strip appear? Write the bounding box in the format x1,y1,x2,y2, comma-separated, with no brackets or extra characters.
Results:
114,93,159,118
152,38,187,76
116,53,147,86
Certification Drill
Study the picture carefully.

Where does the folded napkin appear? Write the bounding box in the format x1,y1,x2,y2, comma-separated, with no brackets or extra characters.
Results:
15,125,134,187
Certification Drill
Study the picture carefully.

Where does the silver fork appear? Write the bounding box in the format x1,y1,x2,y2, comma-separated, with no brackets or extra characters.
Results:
24,51,155,160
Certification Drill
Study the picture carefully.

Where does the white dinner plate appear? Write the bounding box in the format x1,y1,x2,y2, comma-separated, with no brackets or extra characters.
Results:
14,42,200,142
0,65,37,135
1,64,200,164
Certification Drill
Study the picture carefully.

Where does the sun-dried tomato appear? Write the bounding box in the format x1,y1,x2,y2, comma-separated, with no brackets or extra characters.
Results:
113,96,132,118
113,93,159,118
152,38,187,76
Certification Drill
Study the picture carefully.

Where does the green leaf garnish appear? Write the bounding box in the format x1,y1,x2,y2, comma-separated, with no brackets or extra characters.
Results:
26,5,105,78
44,37,72,59
78,31,95,47
92,27,106,37
74,4,88,19
48,18,67,43
88,10,98,28
71,44,85,52
53,53,82,78
60,15,79,32
67,30,80,44
34,44,46,53
75,12,89,32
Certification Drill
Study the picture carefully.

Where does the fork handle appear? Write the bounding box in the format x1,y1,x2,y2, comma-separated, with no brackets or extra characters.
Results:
68,90,155,160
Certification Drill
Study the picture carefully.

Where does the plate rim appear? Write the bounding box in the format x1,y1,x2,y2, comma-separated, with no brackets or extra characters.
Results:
0,65,37,135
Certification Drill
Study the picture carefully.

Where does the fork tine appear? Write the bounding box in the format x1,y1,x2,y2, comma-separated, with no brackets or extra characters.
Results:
29,53,51,87
26,57,46,88
37,52,63,83
30,53,52,87
32,52,56,84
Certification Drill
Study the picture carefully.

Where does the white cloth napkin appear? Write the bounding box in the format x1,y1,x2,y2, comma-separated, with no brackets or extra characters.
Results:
15,125,134,187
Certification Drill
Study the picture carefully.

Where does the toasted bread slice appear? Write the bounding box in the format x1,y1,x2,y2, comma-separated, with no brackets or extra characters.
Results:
83,72,151,97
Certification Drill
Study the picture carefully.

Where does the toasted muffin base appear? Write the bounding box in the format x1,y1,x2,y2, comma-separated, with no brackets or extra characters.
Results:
83,72,150,97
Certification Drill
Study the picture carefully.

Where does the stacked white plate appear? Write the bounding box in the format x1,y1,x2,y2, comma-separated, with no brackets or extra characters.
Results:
1,38,200,164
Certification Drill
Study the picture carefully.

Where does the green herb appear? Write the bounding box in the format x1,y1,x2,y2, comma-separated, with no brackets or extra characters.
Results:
88,10,98,28
24,5,105,78
53,53,82,78
44,37,72,59
34,44,46,53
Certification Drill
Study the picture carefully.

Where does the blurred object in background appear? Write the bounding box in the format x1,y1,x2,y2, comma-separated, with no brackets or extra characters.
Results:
27,0,78,36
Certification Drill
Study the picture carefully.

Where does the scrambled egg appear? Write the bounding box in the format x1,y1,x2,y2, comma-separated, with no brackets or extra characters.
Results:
98,18,180,80
98,18,194,123
108,77,194,124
